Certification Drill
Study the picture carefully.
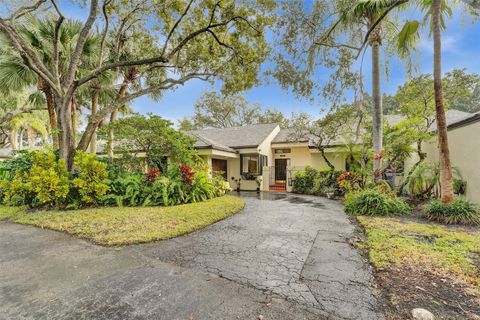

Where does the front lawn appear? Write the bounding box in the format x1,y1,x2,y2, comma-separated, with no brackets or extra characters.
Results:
357,216,480,318
0,195,244,246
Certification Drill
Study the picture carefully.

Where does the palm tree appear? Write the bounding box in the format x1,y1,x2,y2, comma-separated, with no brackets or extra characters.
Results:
0,17,100,149
432,0,454,202
333,0,409,180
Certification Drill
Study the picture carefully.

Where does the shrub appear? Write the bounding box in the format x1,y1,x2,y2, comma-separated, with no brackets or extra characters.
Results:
423,199,480,225
177,163,195,185
6,152,70,208
71,151,109,206
293,168,344,196
345,189,411,216
0,150,34,181
144,167,161,183
102,174,145,207
337,171,363,193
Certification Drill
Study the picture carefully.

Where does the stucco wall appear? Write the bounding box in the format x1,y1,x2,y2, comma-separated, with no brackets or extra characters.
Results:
406,121,480,204
272,146,311,168
310,152,346,171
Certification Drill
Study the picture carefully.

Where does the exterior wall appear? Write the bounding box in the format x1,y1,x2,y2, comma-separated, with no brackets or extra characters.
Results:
272,146,312,168
410,121,480,204
257,125,280,166
310,152,346,171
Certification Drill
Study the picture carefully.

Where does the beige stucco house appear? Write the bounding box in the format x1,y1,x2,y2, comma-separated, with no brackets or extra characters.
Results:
404,111,480,204
189,123,348,192
190,109,480,205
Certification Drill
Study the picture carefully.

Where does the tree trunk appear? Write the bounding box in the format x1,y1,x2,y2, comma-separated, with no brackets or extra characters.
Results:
56,96,75,170
39,81,59,149
107,78,130,158
320,148,335,171
107,109,118,158
371,37,383,181
88,93,99,154
18,129,24,150
9,128,16,150
433,0,454,203
27,126,35,148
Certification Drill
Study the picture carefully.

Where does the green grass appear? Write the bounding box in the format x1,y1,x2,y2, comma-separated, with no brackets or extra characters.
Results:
0,196,244,246
357,216,480,294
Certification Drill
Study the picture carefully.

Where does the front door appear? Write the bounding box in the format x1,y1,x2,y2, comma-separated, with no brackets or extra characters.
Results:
275,159,288,182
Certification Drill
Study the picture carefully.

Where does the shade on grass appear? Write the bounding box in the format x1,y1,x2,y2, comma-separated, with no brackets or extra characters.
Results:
0,195,244,246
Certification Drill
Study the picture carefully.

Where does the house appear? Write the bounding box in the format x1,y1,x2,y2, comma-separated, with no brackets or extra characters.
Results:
405,110,480,204
189,123,348,192
190,109,480,202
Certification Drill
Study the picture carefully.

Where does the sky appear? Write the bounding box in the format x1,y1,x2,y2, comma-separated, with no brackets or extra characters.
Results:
7,1,480,124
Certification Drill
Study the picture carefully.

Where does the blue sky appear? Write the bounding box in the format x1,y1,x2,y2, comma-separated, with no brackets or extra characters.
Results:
12,1,480,123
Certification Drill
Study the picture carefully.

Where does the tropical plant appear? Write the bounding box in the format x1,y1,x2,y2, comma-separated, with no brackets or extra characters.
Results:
337,171,363,193
71,151,109,206
345,189,411,216
402,162,440,199
3,152,70,208
424,199,480,225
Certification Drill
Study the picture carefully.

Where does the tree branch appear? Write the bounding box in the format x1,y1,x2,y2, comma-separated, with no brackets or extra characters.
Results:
51,0,65,84
161,0,195,55
7,0,46,21
64,0,99,91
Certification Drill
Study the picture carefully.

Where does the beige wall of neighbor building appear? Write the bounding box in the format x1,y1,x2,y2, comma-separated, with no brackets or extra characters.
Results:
413,121,480,204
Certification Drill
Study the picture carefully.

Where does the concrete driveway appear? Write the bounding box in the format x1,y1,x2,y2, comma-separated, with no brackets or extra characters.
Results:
0,192,383,320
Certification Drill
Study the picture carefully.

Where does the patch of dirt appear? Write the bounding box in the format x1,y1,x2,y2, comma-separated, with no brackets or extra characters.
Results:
375,265,480,320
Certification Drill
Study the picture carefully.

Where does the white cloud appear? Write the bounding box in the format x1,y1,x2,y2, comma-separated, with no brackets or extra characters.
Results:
417,35,459,54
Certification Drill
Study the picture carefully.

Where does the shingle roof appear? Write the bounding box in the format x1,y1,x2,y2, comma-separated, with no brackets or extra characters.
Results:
189,123,279,149
384,109,473,132
186,132,237,153
447,111,480,130
272,128,310,144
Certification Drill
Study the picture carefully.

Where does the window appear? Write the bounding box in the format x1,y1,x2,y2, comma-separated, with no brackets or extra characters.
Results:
240,154,267,176
274,148,291,154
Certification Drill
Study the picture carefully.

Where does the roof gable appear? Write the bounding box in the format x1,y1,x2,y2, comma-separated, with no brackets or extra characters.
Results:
189,123,279,149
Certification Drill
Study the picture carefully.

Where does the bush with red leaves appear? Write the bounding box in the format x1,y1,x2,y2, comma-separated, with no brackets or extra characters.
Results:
177,163,195,185
144,167,161,183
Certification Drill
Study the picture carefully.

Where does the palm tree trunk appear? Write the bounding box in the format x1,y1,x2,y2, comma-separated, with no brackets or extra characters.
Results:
371,38,383,180
433,0,454,203
107,109,117,158
9,128,16,150
89,93,99,154
18,129,24,150
40,81,59,149
107,77,130,158
27,126,35,148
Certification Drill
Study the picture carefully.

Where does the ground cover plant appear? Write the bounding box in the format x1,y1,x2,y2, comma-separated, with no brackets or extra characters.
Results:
357,216,480,318
0,196,244,246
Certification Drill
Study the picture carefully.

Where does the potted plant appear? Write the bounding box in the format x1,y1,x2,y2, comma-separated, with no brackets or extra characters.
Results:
255,176,263,193
232,177,241,192
324,186,336,199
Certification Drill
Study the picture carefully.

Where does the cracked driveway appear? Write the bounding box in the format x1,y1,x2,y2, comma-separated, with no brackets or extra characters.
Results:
0,192,383,320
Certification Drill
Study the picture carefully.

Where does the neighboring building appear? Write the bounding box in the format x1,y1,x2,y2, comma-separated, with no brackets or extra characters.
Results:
189,123,348,191
406,111,480,204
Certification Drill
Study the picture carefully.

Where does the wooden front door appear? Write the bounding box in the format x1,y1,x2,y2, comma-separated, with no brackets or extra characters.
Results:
275,159,288,182
212,159,228,179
